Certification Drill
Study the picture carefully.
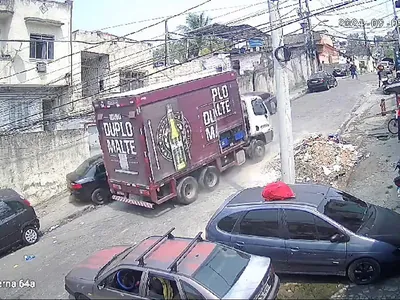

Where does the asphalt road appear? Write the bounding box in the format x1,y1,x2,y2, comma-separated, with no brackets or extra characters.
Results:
0,74,377,299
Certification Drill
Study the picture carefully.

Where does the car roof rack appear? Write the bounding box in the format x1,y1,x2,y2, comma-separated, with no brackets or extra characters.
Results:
136,227,175,266
168,231,203,273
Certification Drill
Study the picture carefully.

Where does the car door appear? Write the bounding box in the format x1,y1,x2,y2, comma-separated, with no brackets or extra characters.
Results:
95,163,109,190
94,267,147,299
229,208,289,272
0,200,19,250
283,209,347,275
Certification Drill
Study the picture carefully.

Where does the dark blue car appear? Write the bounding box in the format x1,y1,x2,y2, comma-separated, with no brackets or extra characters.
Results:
205,184,400,285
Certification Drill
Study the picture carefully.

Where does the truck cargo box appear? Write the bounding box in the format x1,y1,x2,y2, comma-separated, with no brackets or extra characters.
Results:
93,71,247,204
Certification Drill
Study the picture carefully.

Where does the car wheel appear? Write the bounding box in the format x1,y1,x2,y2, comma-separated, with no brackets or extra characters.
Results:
22,226,39,245
91,188,109,205
176,176,199,205
198,166,220,191
308,88,313,93
251,140,266,163
326,83,330,90
334,80,338,87
347,258,381,285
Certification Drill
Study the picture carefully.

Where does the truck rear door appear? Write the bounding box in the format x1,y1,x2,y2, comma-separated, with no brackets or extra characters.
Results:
96,105,149,187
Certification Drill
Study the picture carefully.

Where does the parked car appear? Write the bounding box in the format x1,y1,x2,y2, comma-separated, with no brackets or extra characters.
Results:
66,154,110,205
65,228,280,300
241,92,277,115
205,183,400,285
307,71,338,92
0,189,40,254
332,67,347,77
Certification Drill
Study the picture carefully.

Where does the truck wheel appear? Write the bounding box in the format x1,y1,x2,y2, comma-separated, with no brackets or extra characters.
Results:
251,140,266,162
199,166,220,191
176,176,199,205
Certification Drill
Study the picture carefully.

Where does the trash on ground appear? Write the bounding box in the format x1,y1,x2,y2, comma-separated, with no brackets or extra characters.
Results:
48,224,59,232
24,255,35,261
294,134,360,188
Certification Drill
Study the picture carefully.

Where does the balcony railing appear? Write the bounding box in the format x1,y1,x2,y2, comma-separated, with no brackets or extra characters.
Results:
0,0,14,15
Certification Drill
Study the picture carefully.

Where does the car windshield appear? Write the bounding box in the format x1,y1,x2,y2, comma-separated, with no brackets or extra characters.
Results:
192,245,250,298
251,98,267,116
310,72,324,79
319,189,370,233
74,155,102,177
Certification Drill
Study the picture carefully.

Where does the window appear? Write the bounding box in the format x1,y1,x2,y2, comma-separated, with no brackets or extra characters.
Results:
251,99,267,116
284,210,317,240
97,164,106,174
120,70,146,92
217,212,241,233
9,100,30,128
30,34,54,59
103,268,143,295
181,281,205,300
314,216,338,240
147,274,181,299
193,245,250,298
0,201,13,220
6,201,25,213
320,189,369,233
239,209,280,238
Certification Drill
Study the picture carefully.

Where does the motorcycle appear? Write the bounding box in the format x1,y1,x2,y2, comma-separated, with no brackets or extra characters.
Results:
394,159,400,198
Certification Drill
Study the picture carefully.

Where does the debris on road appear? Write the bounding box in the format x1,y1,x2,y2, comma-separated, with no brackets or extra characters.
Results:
24,255,35,261
294,134,360,188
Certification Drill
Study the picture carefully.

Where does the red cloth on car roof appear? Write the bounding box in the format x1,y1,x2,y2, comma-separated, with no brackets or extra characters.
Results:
262,181,295,201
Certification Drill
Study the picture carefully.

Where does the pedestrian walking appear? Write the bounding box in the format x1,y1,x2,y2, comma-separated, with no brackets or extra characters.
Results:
350,63,358,79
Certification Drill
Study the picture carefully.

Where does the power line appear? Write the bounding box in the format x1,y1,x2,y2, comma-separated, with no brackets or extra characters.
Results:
0,0,375,135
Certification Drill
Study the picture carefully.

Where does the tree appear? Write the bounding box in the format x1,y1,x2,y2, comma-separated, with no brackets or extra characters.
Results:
153,39,187,64
178,12,212,57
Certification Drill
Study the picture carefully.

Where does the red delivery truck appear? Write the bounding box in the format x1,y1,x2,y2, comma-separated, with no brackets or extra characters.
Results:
93,71,273,208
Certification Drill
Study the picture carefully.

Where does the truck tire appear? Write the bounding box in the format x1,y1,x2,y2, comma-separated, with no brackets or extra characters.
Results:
251,140,266,162
176,176,199,205
198,166,220,191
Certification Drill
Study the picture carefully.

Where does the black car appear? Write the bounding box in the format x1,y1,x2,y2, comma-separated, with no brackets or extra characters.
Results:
307,71,338,92
66,154,110,205
0,189,40,254
332,68,347,77
241,92,277,115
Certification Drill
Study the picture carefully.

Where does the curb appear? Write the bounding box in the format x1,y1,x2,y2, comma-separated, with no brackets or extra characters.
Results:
40,204,101,236
290,88,308,102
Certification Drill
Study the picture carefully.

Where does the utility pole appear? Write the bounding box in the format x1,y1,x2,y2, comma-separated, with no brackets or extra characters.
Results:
267,0,295,184
298,0,311,78
304,0,317,72
68,0,73,86
164,20,169,66
361,20,371,72
392,0,400,71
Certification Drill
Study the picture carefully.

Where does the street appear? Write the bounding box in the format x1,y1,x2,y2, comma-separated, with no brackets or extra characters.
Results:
0,74,378,299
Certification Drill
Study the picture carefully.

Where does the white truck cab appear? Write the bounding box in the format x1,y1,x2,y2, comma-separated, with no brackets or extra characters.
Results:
241,94,274,161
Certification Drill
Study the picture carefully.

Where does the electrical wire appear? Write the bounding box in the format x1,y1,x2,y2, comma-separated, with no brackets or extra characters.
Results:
0,0,376,135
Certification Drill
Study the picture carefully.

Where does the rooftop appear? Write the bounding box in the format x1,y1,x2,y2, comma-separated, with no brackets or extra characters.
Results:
227,184,330,207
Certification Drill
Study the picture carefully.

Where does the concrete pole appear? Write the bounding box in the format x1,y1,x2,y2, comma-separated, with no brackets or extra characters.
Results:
305,0,317,72
392,0,400,71
268,0,295,184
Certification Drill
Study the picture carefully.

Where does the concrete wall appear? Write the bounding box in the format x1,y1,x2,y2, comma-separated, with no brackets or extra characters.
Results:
0,0,71,85
0,129,90,205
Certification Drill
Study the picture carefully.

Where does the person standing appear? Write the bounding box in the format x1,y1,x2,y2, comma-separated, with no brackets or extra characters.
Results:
377,64,384,87
349,63,357,79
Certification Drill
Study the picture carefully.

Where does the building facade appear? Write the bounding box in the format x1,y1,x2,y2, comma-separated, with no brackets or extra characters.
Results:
0,0,71,132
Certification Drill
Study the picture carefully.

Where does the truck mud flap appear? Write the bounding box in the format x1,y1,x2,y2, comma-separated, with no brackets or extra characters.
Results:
112,195,154,209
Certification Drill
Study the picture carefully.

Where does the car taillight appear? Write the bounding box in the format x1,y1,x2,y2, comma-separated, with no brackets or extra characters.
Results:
71,183,83,190
23,199,31,206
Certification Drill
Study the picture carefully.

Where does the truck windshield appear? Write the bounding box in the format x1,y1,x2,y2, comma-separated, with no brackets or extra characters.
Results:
319,189,369,233
192,245,250,298
251,99,267,116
